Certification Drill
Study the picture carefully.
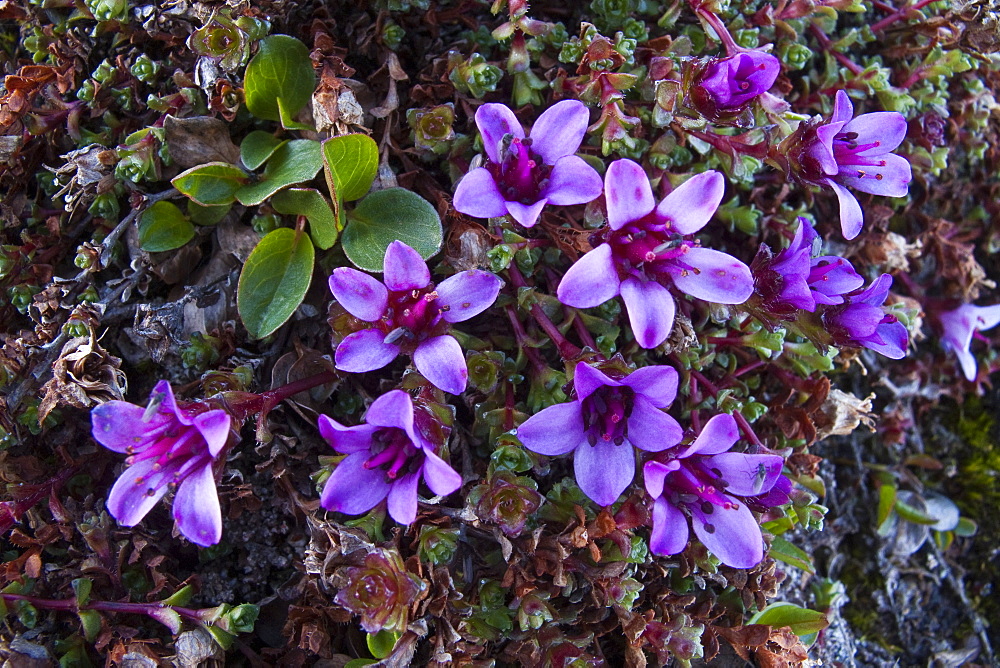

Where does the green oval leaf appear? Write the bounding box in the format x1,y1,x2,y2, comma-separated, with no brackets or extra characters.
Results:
138,201,196,252
171,162,248,206
241,130,287,170
366,630,400,660
236,139,323,206
768,536,815,574
238,228,315,339
323,134,379,203
187,201,230,226
342,188,442,272
748,602,829,637
244,35,315,123
271,188,338,250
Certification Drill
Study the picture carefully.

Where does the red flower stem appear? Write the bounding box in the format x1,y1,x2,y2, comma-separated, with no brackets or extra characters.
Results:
506,262,581,360
807,23,863,76
504,305,547,372
258,370,339,412
732,360,766,378
870,0,936,33
0,593,204,622
543,267,599,352
692,4,740,55
0,466,78,536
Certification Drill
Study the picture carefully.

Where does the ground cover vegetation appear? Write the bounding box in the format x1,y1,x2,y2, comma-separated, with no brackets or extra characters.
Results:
1,0,999,665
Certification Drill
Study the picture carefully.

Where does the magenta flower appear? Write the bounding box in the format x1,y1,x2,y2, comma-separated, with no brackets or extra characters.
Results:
752,217,863,317
319,390,462,525
452,100,603,228
557,159,754,349
697,51,780,111
517,362,683,507
822,274,908,359
329,240,502,395
801,90,911,240
643,414,784,568
91,381,230,547
936,303,1000,381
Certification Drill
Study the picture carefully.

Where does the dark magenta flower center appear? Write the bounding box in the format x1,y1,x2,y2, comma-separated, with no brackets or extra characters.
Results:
832,131,887,181
581,385,634,446
365,427,418,480
385,287,444,340
608,223,699,280
487,136,552,204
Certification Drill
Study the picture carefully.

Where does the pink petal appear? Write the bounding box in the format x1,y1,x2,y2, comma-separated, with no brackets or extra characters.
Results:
172,462,222,546
413,335,467,394
422,449,463,497
626,395,683,452
676,413,739,458
321,451,391,514
505,198,548,228
655,171,725,234
91,401,170,453
528,99,590,164
620,276,676,349
825,179,865,240
318,415,379,454
383,240,430,291
453,167,508,219
329,268,388,322
621,364,678,407
436,270,503,323
650,496,689,556
335,328,400,373
516,402,585,456
543,155,603,205
704,453,784,496
573,362,620,403
605,159,655,231
669,247,754,304
831,90,854,124
387,471,420,525
365,389,415,432
574,439,634,507
643,460,680,499
192,410,230,457
691,496,763,568
106,458,171,526
836,153,911,198
556,244,621,308
842,112,907,153
476,103,525,164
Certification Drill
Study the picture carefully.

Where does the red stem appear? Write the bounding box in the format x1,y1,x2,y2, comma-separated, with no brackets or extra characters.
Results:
506,262,581,360
808,23,863,76
0,467,78,536
1,593,205,622
870,0,936,33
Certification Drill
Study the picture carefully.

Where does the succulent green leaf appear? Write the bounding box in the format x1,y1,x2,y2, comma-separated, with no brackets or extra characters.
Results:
271,188,338,250
748,602,829,637
187,201,230,226
171,162,248,207
138,201,196,252
768,536,815,574
161,584,196,607
237,228,315,339
71,578,92,607
322,134,379,203
243,35,315,122
342,188,442,272
877,483,896,531
78,610,102,643
241,130,287,170
366,630,400,659
235,139,323,206
147,606,183,634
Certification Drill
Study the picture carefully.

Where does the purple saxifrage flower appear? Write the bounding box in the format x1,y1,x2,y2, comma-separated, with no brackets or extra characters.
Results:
319,389,462,525
822,273,908,359
517,362,683,507
697,51,781,111
453,100,603,228
751,217,864,318
935,303,1000,381
798,90,911,240
557,159,754,349
91,381,230,547
329,240,502,395
643,413,784,568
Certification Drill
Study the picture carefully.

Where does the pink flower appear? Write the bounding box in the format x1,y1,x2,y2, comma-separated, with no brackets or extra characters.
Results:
936,303,1000,380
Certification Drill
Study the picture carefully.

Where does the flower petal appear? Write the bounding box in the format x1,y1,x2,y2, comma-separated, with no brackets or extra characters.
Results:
842,112,908,153
106,458,171,526
413,335,468,394
605,159,655,230
669,247,754,304
329,268,388,322
825,178,865,240
543,155,604,205
321,451,390,515
704,453,783,496
573,362,620,403
453,167,509,219
650,496,689,556
91,401,170,453
365,389,414,432
831,89,854,124
192,410,230,457
621,276,676,349
154,380,191,426
422,449,463,497
691,496,763,568
437,270,503,323
517,402,585,456
621,365,678,407
172,462,222,546
387,470,420,525
865,321,908,359
476,103,525,164
528,99,590,164
557,244,621,308
384,240,430,291
643,460,680,499
318,415,379,454
505,198,548,228
676,413,739,458
335,329,400,373
836,153,911,198
655,171,726,234
626,395,683,452
574,439,634,506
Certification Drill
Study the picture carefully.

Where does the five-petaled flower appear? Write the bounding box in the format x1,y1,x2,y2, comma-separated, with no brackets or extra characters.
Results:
319,389,463,525
517,362,683,507
643,413,784,568
796,90,911,240
91,381,231,547
329,240,503,395
822,273,908,359
557,159,754,349
696,51,781,113
452,100,603,228
935,303,1000,381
